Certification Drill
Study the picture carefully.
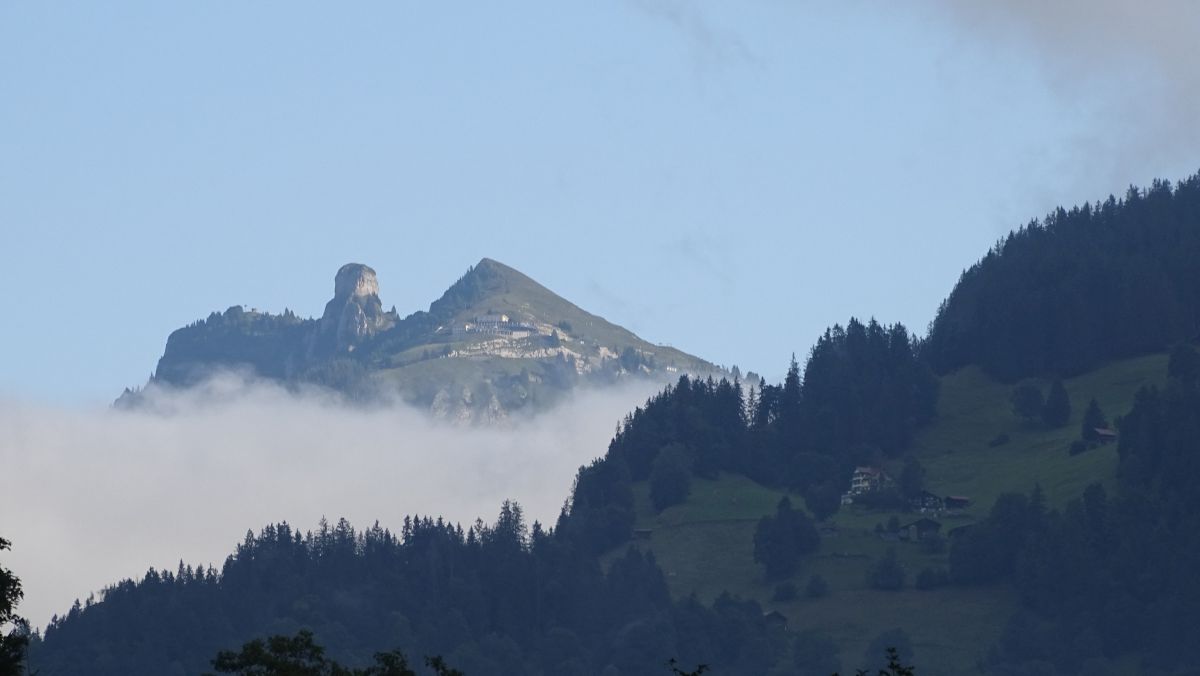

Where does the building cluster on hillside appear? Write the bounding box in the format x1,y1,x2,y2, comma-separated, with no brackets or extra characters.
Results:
841,466,892,505
842,465,972,515
447,313,539,338
910,490,971,515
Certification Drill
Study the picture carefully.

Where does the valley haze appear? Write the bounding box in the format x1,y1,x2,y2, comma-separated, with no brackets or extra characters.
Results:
0,375,659,629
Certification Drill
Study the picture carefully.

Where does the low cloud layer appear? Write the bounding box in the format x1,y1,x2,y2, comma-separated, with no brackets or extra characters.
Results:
0,376,659,629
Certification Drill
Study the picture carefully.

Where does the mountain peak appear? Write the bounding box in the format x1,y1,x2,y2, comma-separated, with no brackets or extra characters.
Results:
428,258,544,321
312,263,394,359
333,263,380,300
142,258,718,421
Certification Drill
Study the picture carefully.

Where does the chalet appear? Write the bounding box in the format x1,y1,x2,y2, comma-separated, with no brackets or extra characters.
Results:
911,490,944,513
1094,427,1118,444
841,466,894,505
851,466,887,493
898,518,942,542
944,496,971,511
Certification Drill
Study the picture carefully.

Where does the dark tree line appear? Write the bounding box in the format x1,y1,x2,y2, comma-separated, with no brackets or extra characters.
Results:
31,506,795,676
746,321,938,484
601,318,936,530
946,344,1200,674
924,174,1200,381
208,629,465,676
37,323,940,675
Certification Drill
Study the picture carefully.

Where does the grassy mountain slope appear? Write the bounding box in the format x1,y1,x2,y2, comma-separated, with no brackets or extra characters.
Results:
913,352,1167,514
138,258,718,420
604,351,1168,674
380,258,712,371
366,258,718,418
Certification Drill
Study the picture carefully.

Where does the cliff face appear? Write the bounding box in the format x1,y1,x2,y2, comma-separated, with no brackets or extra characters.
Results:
133,259,721,421
308,263,397,360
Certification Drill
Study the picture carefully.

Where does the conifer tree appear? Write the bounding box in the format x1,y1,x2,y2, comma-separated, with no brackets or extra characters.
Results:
1041,379,1071,428
753,497,819,580
649,444,692,511
1080,398,1108,443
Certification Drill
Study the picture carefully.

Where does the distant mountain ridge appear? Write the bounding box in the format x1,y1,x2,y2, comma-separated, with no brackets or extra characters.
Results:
124,258,720,421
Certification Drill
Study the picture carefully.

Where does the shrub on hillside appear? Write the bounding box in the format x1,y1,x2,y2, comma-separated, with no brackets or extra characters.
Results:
803,483,841,522
1010,383,1044,422
753,497,820,581
649,443,692,512
868,548,905,591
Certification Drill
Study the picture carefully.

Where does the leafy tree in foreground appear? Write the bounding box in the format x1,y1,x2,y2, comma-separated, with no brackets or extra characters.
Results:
0,537,26,676
208,630,462,676
842,645,915,676
212,632,925,676
1041,379,1071,428
666,658,708,675
790,630,841,676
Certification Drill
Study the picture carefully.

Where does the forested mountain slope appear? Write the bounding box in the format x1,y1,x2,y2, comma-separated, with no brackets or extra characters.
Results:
33,173,1200,675
607,349,1170,675
923,173,1200,381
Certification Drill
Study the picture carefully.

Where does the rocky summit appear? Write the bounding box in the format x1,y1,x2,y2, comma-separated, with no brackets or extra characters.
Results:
124,259,720,422
309,263,397,360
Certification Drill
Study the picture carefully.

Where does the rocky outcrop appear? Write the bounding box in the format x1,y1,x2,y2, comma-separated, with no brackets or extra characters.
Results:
308,264,397,360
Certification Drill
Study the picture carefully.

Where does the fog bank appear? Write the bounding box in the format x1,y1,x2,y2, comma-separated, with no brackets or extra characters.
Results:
0,376,659,629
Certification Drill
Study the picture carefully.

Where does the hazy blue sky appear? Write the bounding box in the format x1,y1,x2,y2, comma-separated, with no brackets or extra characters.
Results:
3,1,1198,403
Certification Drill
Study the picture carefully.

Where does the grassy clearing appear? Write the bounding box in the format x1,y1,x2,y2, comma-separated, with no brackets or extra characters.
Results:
616,475,1008,675
911,352,1167,511
605,352,1169,675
